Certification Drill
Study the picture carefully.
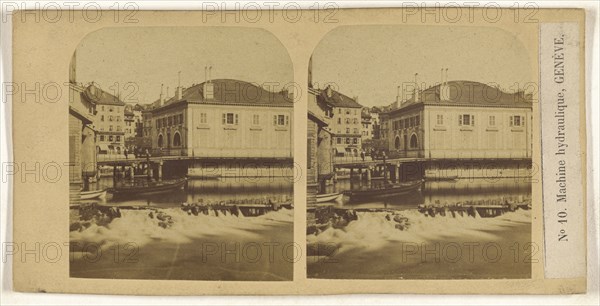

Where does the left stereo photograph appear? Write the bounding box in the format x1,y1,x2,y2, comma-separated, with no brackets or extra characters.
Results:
68,27,295,281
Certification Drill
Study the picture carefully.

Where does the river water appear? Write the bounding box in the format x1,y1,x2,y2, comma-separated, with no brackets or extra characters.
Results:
308,178,533,279
70,177,294,281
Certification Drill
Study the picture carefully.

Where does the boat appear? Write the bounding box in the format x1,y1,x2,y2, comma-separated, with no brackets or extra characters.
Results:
348,180,422,202
109,177,187,198
316,192,343,203
80,189,107,200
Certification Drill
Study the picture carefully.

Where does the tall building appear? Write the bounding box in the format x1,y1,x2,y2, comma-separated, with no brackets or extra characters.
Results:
370,106,382,139
68,52,97,204
307,86,335,204
318,85,363,156
82,84,126,155
124,105,136,140
384,80,533,159
361,107,373,141
148,78,293,159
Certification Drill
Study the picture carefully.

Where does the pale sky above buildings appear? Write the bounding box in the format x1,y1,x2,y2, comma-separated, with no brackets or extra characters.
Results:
75,27,293,105
311,25,536,107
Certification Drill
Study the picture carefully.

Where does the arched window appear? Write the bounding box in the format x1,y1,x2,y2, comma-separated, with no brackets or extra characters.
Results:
173,132,181,147
410,134,418,149
394,136,401,150
157,134,164,148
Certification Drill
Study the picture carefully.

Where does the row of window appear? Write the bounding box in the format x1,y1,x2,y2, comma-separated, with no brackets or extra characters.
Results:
100,115,121,122
98,135,121,142
337,128,360,134
337,117,360,125
337,108,359,116
157,132,182,148
393,115,421,130
97,125,122,132
455,114,525,127
100,106,121,112
156,114,185,129
391,114,526,129
335,137,360,145
220,113,290,127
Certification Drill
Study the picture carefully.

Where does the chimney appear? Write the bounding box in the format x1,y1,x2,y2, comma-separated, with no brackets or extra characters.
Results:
176,71,183,100
414,73,420,102
326,85,333,98
440,68,447,101
203,65,214,100
396,85,402,104
159,84,164,105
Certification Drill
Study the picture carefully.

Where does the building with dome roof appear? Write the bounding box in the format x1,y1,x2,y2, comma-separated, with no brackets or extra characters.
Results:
147,77,294,161
381,77,533,180
385,79,533,160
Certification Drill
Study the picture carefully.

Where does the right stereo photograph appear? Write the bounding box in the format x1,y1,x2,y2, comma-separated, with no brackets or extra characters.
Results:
306,25,535,280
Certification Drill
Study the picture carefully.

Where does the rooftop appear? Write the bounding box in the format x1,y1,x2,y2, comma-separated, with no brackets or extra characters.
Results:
151,79,294,111
317,86,363,109
392,80,533,110
82,83,126,106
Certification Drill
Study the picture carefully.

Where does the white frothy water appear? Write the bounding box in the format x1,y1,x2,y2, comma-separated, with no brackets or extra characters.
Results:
307,209,531,254
70,208,293,250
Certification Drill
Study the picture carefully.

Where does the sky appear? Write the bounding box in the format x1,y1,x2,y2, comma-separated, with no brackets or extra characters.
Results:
311,25,535,107
75,27,293,105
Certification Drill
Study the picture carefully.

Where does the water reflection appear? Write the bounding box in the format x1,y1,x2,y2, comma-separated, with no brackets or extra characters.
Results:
89,177,293,208
322,178,531,209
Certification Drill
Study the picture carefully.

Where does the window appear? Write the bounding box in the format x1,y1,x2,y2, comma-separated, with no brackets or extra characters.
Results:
223,113,238,125
353,128,358,134
354,118,358,124
109,115,113,121
101,115,104,122
173,132,181,147
346,110,350,115
274,114,288,126
353,138,358,144
109,135,113,141
415,115,420,126
179,114,184,124
336,137,341,144
168,116,172,126
162,118,166,127
338,118,341,124
459,114,474,126
410,134,418,148
156,119,161,128
510,115,525,127
338,108,341,114
157,134,163,147
345,118,350,124
99,135,104,141
252,114,260,125
436,114,444,125
109,107,113,112
346,128,350,134
116,116,120,122
109,125,113,131
116,136,120,142
345,138,350,144
489,115,496,126
200,113,207,124
410,117,415,127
